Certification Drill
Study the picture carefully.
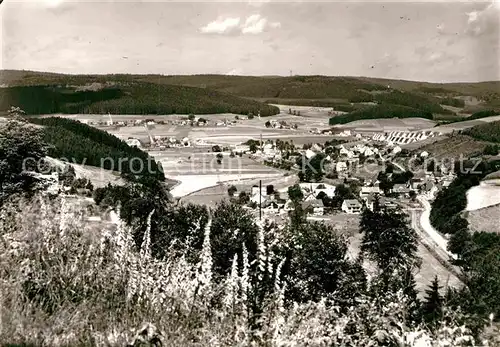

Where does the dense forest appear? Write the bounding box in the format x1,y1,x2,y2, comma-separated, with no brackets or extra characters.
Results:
439,97,465,108
462,120,500,143
30,117,165,181
430,172,483,235
0,83,280,116
4,70,499,100
466,109,500,121
329,104,433,125
373,90,451,114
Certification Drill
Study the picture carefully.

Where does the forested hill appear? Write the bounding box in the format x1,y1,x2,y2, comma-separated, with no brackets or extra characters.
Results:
0,82,280,116
30,117,165,181
1,69,499,118
2,70,500,99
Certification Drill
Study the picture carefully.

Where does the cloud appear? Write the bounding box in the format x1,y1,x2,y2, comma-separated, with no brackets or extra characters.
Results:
465,2,500,36
241,14,281,34
200,14,281,35
241,14,267,34
200,17,241,34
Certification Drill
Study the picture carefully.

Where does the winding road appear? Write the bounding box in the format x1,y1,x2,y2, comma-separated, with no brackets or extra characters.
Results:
416,196,455,259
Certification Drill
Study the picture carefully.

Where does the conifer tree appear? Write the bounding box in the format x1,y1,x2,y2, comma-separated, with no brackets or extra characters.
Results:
421,275,443,325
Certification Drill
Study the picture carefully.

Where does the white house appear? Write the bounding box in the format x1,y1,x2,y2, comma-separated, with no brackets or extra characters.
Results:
363,148,375,157
305,149,316,159
392,146,402,155
341,199,362,214
263,143,276,156
339,130,352,137
302,193,316,202
311,143,323,152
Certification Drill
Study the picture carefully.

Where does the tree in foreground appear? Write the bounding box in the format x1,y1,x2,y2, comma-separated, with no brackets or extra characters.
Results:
284,221,366,305
0,112,48,205
360,206,419,272
420,276,443,326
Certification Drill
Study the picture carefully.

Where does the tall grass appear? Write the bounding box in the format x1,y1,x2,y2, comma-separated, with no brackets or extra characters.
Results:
0,195,495,346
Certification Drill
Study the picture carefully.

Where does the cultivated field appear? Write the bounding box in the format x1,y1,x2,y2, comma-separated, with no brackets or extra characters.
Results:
45,157,126,188
412,135,488,160
181,174,298,206
466,179,500,211
148,148,285,198
335,117,436,133
465,204,500,234
432,115,500,134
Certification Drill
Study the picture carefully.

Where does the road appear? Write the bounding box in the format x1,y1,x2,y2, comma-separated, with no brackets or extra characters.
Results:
405,197,463,284
388,159,457,261
416,196,453,258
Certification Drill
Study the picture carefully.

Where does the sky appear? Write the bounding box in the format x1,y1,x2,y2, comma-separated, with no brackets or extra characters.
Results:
1,0,499,82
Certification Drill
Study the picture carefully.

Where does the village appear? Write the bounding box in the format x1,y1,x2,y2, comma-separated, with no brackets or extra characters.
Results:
222,134,456,220
76,111,455,221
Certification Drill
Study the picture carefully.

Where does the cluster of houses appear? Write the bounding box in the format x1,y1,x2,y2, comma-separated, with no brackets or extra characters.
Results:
372,130,441,145
83,116,214,129
339,168,456,214
265,119,297,130
238,182,337,216
125,135,191,149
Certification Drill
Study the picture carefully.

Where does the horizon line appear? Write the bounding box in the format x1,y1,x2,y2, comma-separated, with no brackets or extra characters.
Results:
1,68,500,85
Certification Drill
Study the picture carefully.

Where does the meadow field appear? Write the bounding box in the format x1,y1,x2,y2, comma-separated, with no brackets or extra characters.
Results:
432,114,500,133
335,117,436,133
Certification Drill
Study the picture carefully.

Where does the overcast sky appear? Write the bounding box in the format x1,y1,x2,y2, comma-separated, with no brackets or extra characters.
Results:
1,0,499,82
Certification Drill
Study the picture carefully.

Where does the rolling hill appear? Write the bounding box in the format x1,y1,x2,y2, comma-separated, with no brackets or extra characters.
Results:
0,82,280,116
1,70,499,118
30,117,165,181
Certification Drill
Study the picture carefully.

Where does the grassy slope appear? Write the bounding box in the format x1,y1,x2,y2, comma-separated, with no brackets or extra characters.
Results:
465,204,500,234
413,135,488,160
462,120,500,143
